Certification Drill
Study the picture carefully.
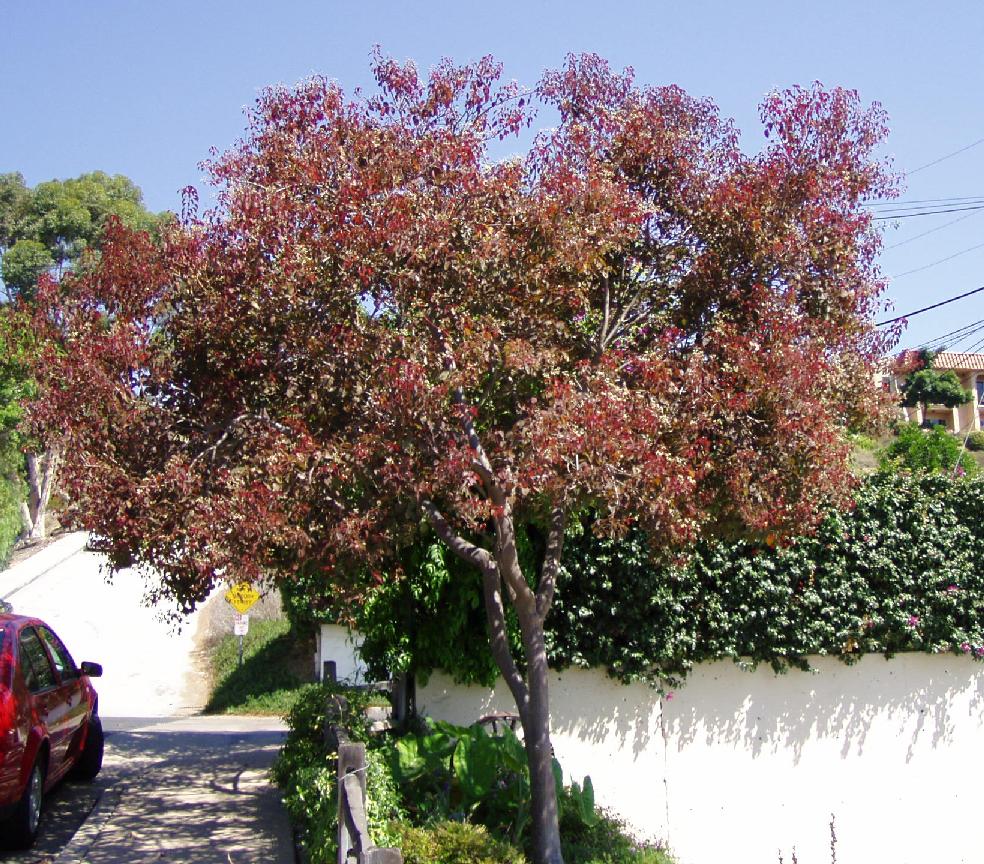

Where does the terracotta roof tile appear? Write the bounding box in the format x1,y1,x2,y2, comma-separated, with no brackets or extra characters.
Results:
930,352,984,371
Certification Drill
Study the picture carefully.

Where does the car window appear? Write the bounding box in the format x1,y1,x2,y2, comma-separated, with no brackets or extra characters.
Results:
38,627,79,681
20,628,56,693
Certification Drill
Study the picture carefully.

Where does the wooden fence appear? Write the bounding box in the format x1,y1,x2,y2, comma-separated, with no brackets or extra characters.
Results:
329,725,403,864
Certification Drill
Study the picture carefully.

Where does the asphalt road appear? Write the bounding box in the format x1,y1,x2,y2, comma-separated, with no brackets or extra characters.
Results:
0,536,295,862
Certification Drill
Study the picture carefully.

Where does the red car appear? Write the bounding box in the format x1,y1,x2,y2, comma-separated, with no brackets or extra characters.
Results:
0,614,103,849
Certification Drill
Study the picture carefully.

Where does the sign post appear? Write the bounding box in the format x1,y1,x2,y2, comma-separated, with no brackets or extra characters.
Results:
233,613,250,667
225,583,260,668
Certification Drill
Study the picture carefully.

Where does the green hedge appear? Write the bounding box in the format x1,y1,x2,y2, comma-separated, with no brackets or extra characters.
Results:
549,471,984,686
353,471,984,689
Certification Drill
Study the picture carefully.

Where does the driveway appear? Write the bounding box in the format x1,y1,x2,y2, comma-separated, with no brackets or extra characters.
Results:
0,535,296,862
0,533,208,717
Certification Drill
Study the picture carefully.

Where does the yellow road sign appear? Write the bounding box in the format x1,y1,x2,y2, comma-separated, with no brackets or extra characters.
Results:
225,582,260,614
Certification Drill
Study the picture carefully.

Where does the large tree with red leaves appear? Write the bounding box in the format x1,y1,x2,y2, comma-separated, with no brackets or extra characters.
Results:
30,53,896,863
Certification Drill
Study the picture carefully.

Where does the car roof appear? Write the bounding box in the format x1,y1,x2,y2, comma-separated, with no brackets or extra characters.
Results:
0,613,48,629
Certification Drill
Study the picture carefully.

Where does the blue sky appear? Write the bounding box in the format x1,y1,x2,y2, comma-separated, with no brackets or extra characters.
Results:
3,0,983,349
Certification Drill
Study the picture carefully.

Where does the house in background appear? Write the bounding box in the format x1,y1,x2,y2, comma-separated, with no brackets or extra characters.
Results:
891,351,984,432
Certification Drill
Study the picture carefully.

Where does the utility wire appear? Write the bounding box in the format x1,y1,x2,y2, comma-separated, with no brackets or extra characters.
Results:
870,196,984,213
873,202,984,217
906,136,984,176
891,240,984,279
876,284,984,326
923,319,984,350
904,318,984,353
958,331,984,354
930,324,984,354
873,204,984,221
869,195,984,208
939,327,984,354
885,208,983,250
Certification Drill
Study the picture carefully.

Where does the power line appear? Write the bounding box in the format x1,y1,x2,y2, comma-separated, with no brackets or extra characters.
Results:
891,240,984,279
876,284,984,327
884,208,983,250
872,203,984,221
906,136,984,176
928,323,984,353
904,318,984,352
959,331,984,354
869,195,984,210
931,319,984,348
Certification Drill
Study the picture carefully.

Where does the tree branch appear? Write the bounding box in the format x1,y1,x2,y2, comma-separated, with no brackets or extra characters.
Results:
423,501,528,718
421,501,492,572
494,510,536,613
536,503,567,618
600,276,611,355
481,560,529,719
601,281,649,352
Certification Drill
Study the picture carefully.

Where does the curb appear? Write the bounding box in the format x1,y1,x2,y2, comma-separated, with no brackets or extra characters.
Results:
0,532,90,603
52,781,124,864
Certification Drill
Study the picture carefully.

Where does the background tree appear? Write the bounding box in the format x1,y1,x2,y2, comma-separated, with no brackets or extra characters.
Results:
0,171,162,300
899,349,973,423
0,171,163,539
0,309,34,562
29,55,896,864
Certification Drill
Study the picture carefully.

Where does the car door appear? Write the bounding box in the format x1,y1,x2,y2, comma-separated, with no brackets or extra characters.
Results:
37,627,86,766
0,625,21,804
17,627,68,780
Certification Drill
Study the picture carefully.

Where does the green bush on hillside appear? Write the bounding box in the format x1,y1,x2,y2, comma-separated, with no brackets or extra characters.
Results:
204,617,312,715
965,430,984,452
0,471,22,568
879,421,977,476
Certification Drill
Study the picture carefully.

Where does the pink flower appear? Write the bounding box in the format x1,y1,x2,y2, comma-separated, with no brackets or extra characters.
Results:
975,647,984,659
961,642,971,653
665,692,674,701
907,615,920,627
947,585,960,594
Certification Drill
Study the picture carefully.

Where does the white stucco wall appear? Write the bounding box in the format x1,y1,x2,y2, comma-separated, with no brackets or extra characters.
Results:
316,624,368,683
417,654,984,864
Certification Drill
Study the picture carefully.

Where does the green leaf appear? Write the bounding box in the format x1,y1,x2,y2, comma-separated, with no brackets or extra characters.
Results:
453,730,498,804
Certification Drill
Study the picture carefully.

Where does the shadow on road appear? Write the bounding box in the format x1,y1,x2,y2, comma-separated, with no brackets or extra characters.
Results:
0,718,292,864
0,777,105,863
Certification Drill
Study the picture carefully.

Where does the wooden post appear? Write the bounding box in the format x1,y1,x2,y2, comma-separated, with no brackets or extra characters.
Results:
337,741,366,864
391,672,416,730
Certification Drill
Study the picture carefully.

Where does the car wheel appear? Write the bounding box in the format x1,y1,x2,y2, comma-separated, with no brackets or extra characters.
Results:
70,715,104,781
7,755,45,849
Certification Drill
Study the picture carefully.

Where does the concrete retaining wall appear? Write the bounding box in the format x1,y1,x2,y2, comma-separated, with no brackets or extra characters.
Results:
418,655,984,864
314,624,984,863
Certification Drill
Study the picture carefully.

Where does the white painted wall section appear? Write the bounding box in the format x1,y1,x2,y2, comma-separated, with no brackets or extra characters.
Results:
418,655,984,864
316,624,368,683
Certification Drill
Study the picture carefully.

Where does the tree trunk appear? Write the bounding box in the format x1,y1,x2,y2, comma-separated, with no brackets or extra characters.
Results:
421,396,568,864
24,448,59,541
518,614,564,864
487,516,566,864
